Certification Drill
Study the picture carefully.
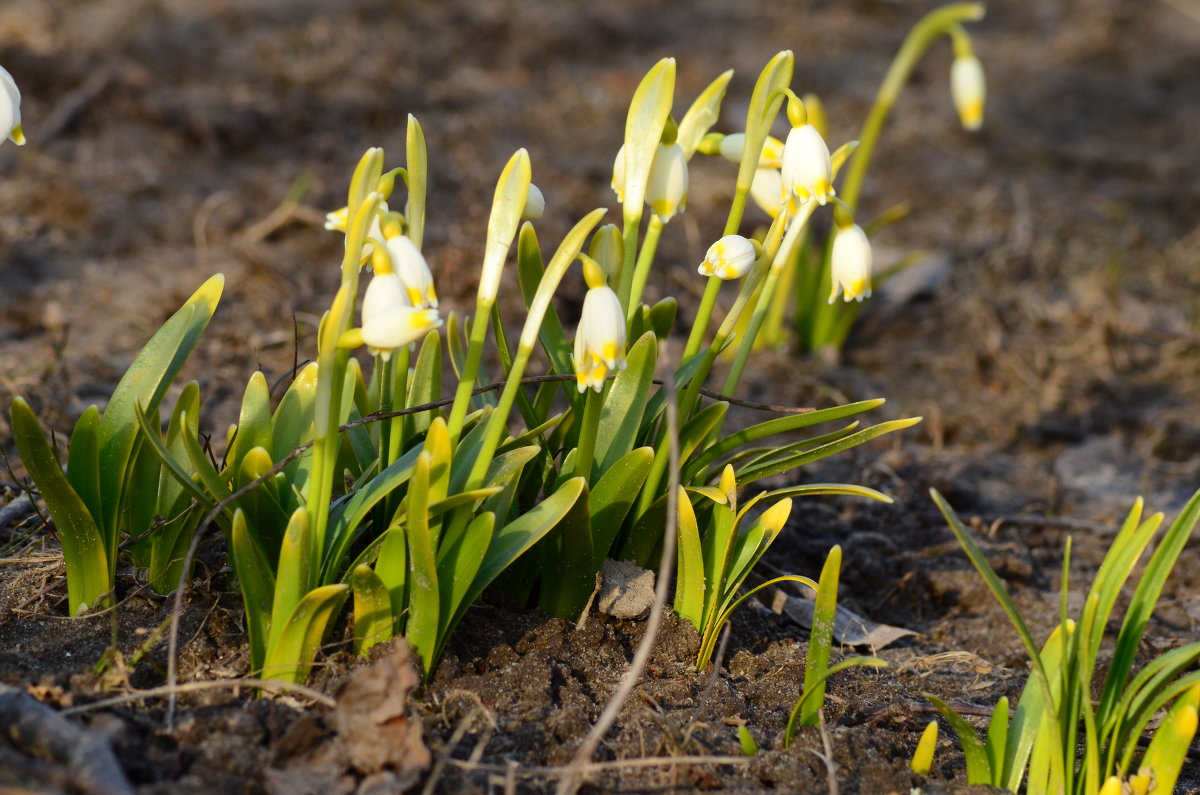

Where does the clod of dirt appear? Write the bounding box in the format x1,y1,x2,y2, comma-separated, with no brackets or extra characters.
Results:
596,558,655,619
267,641,430,794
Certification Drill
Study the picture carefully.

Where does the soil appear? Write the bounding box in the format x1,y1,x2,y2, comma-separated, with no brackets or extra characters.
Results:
2,0,1200,792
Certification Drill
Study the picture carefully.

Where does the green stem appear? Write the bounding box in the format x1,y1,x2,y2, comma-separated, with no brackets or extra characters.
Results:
626,215,664,322
446,299,493,449
387,346,410,465
617,214,641,312
573,388,604,483
839,2,985,211
683,278,722,362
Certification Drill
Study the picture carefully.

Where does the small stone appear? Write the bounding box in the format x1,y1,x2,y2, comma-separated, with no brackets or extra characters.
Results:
597,559,655,619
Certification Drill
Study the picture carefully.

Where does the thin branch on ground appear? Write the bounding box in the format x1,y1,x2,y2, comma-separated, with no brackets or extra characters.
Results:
61,677,336,715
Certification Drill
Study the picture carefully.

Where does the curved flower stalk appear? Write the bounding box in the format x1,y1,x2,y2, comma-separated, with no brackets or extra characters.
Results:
0,65,25,146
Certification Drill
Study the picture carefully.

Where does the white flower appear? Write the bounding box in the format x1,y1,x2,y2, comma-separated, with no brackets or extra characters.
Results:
573,284,626,393
324,206,349,231
699,235,756,280
361,273,441,360
828,224,872,303
611,144,626,204
0,66,24,146
781,124,832,205
951,54,986,131
385,234,437,308
718,133,784,169
646,142,688,223
523,183,545,220
749,167,785,218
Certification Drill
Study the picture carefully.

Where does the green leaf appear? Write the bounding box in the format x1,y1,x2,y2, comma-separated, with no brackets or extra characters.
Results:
538,482,595,619
517,223,574,380
737,417,921,485
986,696,1009,787
235,447,289,559
674,486,705,630
620,58,676,218
96,274,223,535
271,362,318,492
269,508,313,655
405,329,442,440
678,401,729,468
351,564,394,656
923,693,993,785
261,583,348,684
405,114,427,248
65,405,102,537
647,297,677,340
11,398,110,616
784,656,887,747
451,478,587,632
737,51,794,197
132,403,223,526
700,501,737,627
405,452,440,672
677,70,734,159
799,545,841,728
590,446,654,565
438,511,495,635
230,509,275,673
448,406,494,493
622,491,667,568
683,399,885,481
594,332,657,476
226,372,273,475
737,725,759,757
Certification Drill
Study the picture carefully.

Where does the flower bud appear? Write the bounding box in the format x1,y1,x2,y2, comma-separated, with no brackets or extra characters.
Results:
699,235,757,280
522,183,545,220
0,66,25,146
646,142,688,223
828,223,872,303
951,54,986,131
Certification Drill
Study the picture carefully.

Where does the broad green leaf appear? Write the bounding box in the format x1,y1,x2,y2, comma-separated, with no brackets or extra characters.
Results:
271,362,318,492
924,693,993,785
590,446,653,565
96,274,223,535
230,509,275,673
679,401,728,467
674,487,705,630
453,477,587,630
261,583,348,684
65,405,102,538
157,382,202,521
986,696,1009,786
405,114,427,248
799,545,841,728
269,508,313,654
677,70,734,159
538,483,594,619
236,447,289,559
622,491,668,568
438,512,495,635
448,406,494,493
226,372,272,475
405,452,440,672
647,296,677,340
405,329,442,440
351,564,394,657
594,331,656,476
700,501,737,626
11,398,109,616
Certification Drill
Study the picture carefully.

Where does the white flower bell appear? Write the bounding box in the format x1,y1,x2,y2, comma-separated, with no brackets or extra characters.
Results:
718,133,784,169
523,183,545,221
646,142,688,223
361,272,441,360
699,235,757,280
0,66,25,146
828,223,872,303
385,234,437,309
951,54,986,131
573,258,626,393
781,124,832,206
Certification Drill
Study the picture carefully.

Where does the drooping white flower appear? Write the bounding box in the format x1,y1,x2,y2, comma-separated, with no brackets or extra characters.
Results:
951,54,986,131
523,183,545,220
828,224,872,303
780,124,832,206
718,133,784,169
361,272,441,360
0,66,24,147
573,274,626,393
699,235,757,280
749,167,785,218
646,142,688,223
385,234,437,309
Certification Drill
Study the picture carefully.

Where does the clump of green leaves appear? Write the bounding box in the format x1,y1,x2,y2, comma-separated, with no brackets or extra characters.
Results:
923,489,1200,794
